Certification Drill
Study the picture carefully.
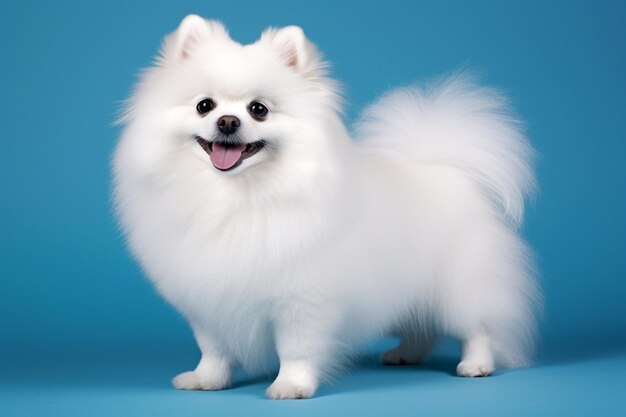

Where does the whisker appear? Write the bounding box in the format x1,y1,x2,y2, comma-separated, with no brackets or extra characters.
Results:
260,139,279,150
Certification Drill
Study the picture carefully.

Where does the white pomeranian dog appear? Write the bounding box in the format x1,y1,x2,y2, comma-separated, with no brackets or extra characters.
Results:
112,15,540,399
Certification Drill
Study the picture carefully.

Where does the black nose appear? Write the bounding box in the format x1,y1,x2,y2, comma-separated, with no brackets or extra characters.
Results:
217,115,240,135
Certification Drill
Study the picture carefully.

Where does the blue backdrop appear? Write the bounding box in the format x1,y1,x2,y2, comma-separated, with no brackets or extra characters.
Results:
2,1,625,416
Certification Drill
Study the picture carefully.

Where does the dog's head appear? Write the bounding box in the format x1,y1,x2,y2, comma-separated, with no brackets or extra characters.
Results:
121,15,342,178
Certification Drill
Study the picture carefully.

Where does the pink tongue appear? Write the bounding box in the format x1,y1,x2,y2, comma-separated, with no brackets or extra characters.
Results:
210,142,246,170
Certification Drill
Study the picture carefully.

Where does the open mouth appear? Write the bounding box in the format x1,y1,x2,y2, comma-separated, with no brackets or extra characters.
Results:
196,136,266,171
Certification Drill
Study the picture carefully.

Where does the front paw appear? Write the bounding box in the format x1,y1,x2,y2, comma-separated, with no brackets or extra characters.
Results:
172,370,230,391
266,378,317,400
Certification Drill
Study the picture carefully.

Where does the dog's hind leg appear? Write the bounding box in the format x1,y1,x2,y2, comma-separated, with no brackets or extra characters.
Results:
382,324,438,366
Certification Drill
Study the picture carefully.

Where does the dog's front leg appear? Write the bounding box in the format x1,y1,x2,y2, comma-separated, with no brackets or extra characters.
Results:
266,305,339,399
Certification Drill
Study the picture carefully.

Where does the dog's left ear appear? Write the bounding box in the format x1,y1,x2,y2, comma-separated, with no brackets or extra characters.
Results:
260,26,322,76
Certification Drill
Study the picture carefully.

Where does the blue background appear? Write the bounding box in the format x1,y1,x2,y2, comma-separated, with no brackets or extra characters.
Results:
2,0,625,416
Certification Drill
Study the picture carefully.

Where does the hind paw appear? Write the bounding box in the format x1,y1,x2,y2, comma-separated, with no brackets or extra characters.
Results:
456,360,494,377
381,346,427,365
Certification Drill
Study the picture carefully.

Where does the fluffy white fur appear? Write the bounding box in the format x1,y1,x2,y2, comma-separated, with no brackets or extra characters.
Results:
112,15,540,399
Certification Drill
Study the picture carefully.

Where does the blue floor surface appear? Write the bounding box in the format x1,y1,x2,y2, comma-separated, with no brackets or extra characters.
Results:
2,342,625,417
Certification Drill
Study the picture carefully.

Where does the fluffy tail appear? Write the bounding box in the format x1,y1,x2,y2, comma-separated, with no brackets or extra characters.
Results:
355,74,536,227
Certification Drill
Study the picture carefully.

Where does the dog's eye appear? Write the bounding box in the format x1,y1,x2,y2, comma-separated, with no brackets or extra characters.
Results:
248,101,269,121
196,98,215,115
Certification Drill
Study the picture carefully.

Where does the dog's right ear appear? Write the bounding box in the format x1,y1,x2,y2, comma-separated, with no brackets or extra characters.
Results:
160,15,230,64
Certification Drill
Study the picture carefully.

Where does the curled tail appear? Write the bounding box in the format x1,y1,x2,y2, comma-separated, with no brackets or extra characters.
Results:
356,74,540,367
355,74,536,227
